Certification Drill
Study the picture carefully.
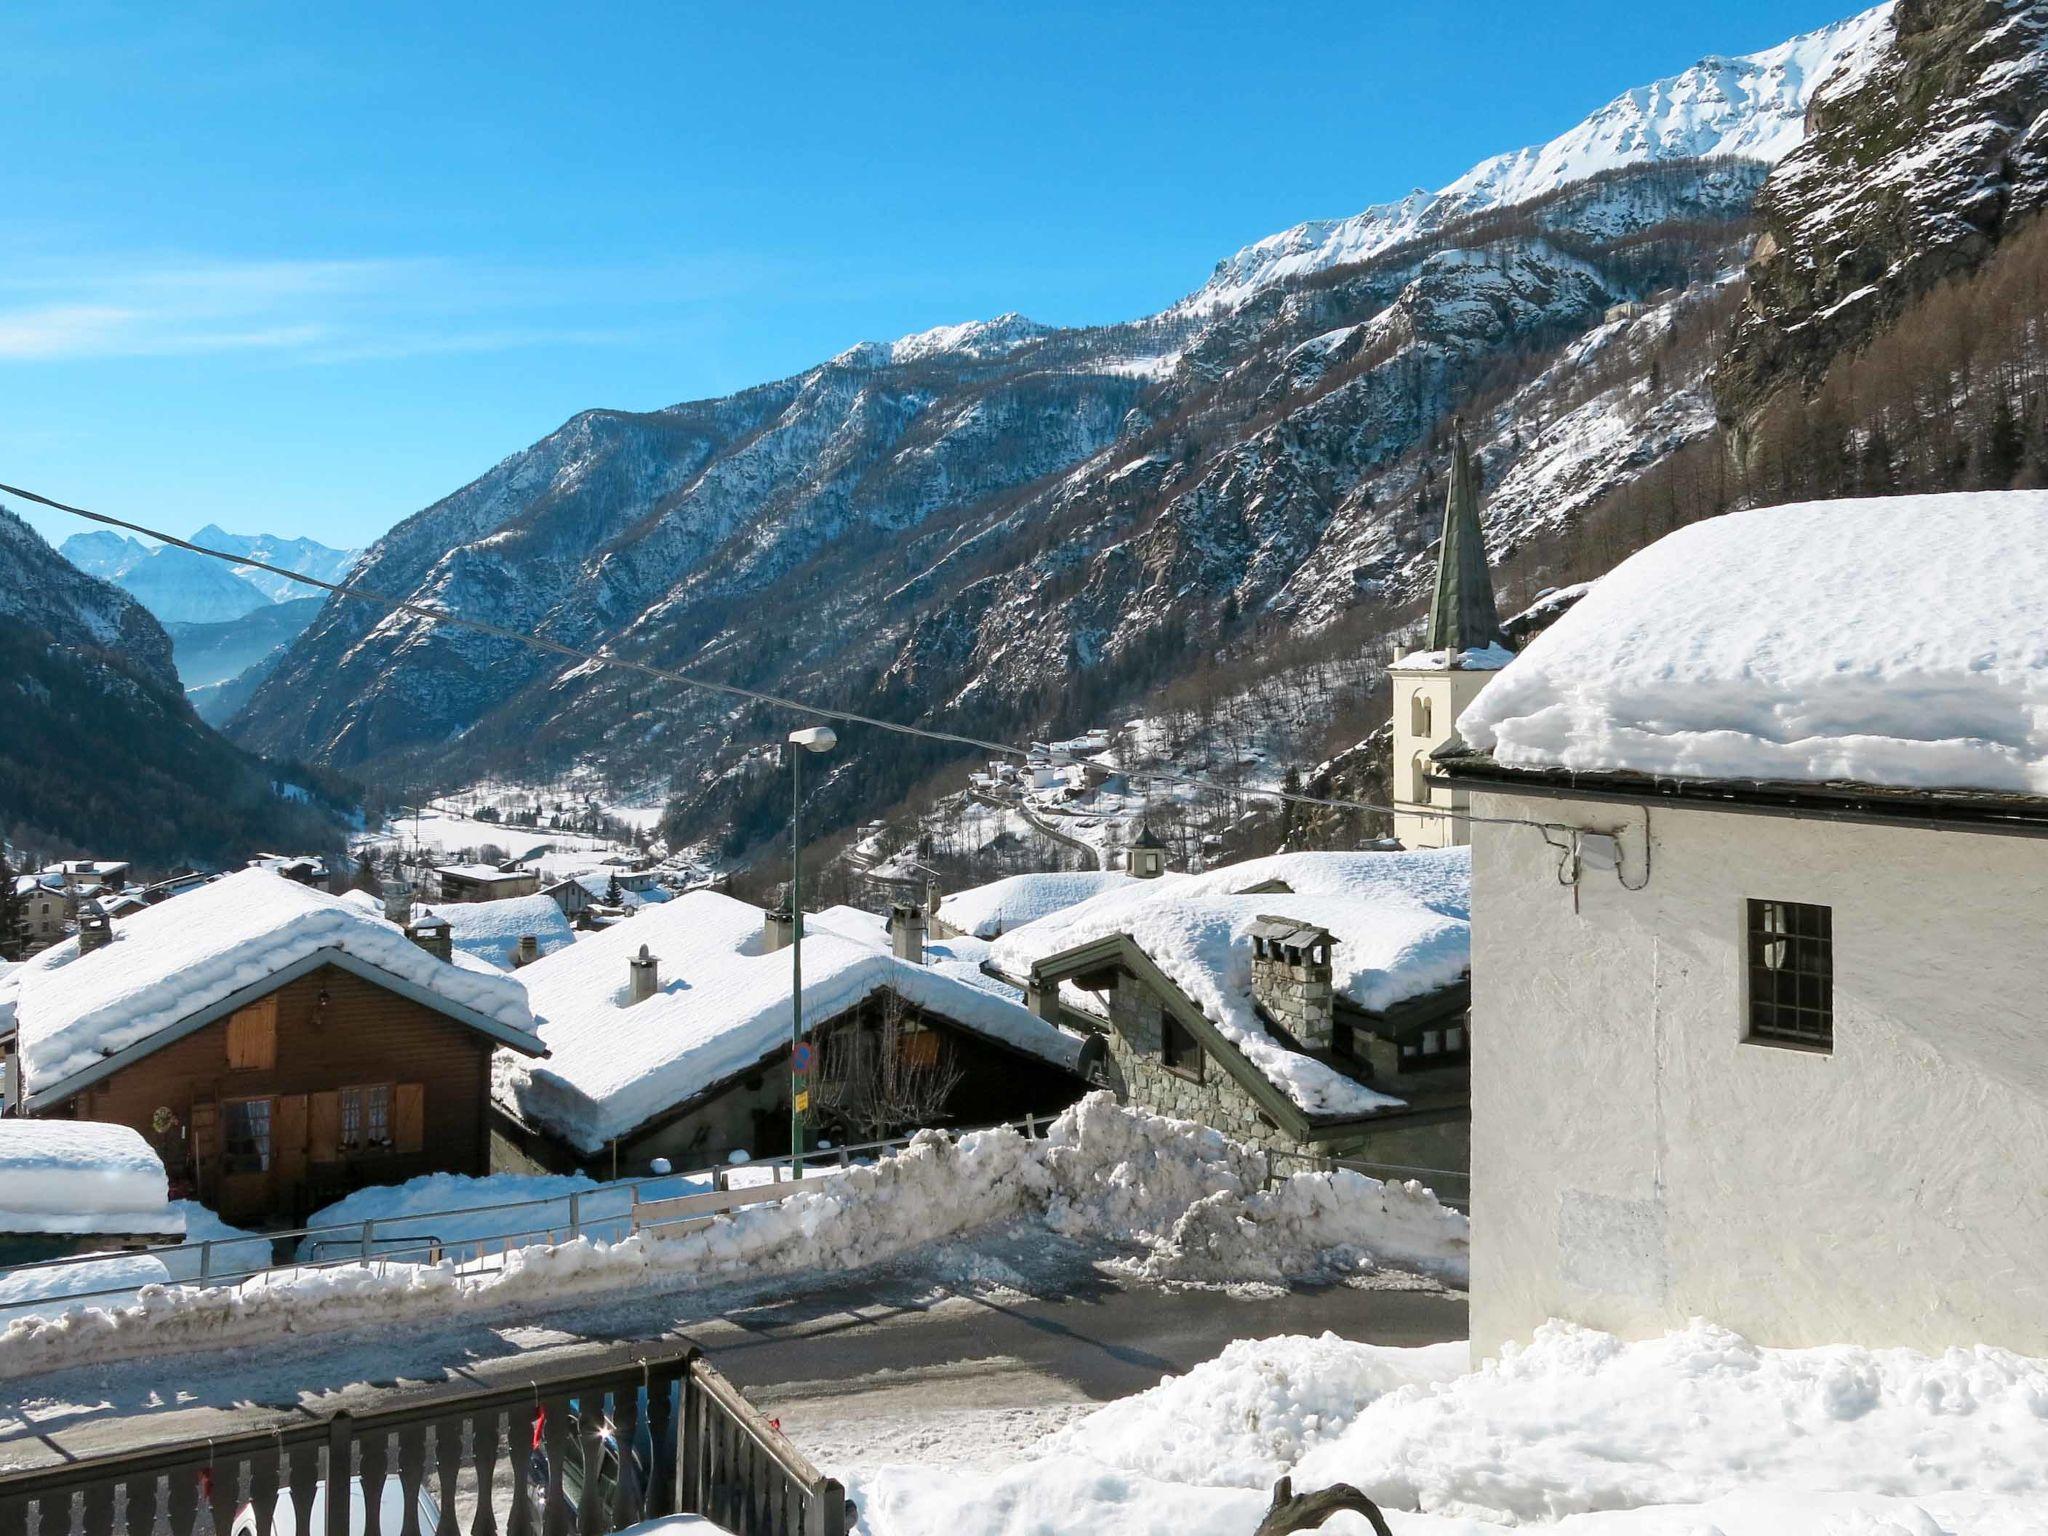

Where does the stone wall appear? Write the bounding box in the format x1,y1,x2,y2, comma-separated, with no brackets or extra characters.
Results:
1100,975,1308,1154
1250,945,1335,1048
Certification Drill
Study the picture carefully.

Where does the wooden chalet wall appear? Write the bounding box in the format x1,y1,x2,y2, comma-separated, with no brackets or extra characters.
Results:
59,964,497,1225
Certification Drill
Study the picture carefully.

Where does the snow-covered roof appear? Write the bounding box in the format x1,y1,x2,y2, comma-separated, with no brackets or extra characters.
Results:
436,864,532,883
1458,494,2048,795
2,868,539,1103
991,849,1471,1119
421,894,577,971
499,889,1084,1152
0,1120,185,1236
937,871,1143,939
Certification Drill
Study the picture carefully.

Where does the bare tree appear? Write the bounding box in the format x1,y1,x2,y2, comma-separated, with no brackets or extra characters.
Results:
811,994,966,1142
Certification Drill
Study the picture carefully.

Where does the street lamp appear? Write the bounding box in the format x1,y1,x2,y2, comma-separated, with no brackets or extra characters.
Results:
787,724,837,1174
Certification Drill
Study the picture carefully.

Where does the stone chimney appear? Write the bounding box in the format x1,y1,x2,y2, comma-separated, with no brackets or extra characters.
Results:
628,943,660,1005
383,881,413,926
1249,916,1336,1049
888,902,926,964
764,898,795,953
1025,972,1061,1024
76,899,113,956
515,933,539,968
406,911,453,963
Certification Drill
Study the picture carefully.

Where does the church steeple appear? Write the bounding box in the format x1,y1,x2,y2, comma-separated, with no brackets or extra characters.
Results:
1423,419,1505,659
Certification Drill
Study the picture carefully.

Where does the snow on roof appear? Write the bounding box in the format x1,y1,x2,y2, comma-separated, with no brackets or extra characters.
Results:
803,905,1024,1005
0,1120,184,1236
6,868,538,1096
337,889,383,915
436,863,531,883
991,849,1471,1118
1391,642,1515,672
500,889,1083,1152
420,894,577,971
937,871,1141,939
1458,494,2048,795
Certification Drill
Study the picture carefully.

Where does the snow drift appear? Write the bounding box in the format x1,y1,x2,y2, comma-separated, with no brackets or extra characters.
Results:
0,1096,1465,1378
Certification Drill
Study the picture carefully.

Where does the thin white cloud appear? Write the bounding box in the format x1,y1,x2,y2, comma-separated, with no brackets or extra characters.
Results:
0,252,769,364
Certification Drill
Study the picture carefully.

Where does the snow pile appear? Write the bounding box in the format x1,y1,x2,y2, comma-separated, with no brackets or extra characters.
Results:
842,1321,2048,1536
936,871,1139,939
502,890,1082,1152
0,1097,1464,1377
0,1120,182,1236
0,1253,172,1329
4,868,536,1096
420,893,577,971
1459,494,2048,795
992,849,1470,1118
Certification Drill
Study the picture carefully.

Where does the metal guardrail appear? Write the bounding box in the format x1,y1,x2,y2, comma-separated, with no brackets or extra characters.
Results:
0,1342,849,1536
0,1111,1068,1317
1265,1150,1471,1211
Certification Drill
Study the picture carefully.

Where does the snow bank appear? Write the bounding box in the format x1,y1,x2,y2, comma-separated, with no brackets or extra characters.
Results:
842,1318,2048,1536
0,1252,172,1329
1459,493,2048,794
992,850,1470,1117
936,871,1139,939
421,893,577,971
0,1120,182,1236
8,868,535,1096
0,1097,1464,1378
503,890,1082,1152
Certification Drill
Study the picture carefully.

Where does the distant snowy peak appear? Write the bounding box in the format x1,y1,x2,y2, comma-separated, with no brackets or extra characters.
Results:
834,312,1054,370
1190,2,1895,311
61,524,361,622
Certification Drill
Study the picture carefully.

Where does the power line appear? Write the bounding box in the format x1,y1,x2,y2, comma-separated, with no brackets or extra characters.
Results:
1,479,1573,835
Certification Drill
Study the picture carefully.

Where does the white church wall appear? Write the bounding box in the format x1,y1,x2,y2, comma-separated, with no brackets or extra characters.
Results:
1467,785,2048,1357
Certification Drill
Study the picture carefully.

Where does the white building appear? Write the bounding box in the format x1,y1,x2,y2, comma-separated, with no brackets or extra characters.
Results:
1442,493,2048,1357
1388,422,1512,850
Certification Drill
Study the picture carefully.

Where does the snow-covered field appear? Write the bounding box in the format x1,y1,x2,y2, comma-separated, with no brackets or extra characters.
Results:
840,1323,2048,1535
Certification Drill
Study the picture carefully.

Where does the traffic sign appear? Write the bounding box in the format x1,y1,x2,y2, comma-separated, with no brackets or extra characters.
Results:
793,1089,811,1113
792,1042,814,1073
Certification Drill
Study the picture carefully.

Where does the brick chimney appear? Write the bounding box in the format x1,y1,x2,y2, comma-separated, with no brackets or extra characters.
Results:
888,902,926,964
76,899,112,956
628,943,660,1005
406,911,453,963
1249,916,1336,1049
515,933,539,968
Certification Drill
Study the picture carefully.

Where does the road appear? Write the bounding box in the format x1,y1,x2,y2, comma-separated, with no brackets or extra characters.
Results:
0,1232,1464,1475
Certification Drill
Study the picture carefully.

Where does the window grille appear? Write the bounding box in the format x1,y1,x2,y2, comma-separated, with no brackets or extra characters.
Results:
1747,899,1832,1048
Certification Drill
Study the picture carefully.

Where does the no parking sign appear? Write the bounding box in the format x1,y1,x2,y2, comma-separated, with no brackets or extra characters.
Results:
792,1041,814,1074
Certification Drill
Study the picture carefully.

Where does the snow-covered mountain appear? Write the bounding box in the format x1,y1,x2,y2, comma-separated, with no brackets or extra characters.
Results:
61,526,360,625
232,0,2026,865
1187,4,1894,310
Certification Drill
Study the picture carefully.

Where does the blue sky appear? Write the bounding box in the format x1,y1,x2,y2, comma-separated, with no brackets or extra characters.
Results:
3,1,1860,551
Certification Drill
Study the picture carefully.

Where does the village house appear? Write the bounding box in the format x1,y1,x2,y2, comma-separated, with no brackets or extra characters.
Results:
421,893,577,971
39,860,130,895
0,868,543,1225
991,848,1472,1169
932,869,1139,940
433,863,542,902
492,889,1091,1175
12,872,69,950
1440,492,2048,1358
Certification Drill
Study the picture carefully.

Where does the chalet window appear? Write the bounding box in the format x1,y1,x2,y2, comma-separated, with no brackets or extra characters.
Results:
1399,1022,1469,1067
225,997,278,1071
1747,899,1833,1049
222,1097,273,1174
1160,1010,1203,1079
339,1084,394,1150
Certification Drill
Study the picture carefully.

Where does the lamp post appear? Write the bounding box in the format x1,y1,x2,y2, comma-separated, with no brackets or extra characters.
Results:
786,724,837,1174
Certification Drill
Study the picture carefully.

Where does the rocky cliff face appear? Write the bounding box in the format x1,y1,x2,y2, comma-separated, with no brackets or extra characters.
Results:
1718,0,2048,420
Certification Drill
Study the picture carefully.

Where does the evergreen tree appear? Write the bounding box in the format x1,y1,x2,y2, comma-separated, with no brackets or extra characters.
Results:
349,858,382,896
605,872,625,906
0,853,25,960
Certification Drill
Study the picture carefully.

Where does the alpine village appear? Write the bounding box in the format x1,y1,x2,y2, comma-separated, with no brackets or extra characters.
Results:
3,4,2048,1533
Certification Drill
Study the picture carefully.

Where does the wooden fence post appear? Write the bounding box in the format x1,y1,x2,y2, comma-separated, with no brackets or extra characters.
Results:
323,1412,354,1536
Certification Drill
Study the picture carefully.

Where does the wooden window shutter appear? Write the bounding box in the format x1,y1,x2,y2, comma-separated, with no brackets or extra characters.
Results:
308,1092,341,1163
394,1083,425,1154
225,996,278,1071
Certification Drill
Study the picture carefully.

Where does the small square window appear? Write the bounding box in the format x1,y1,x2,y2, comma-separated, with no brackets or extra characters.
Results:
1160,1010,1203,1079
1746,899,1833,1050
